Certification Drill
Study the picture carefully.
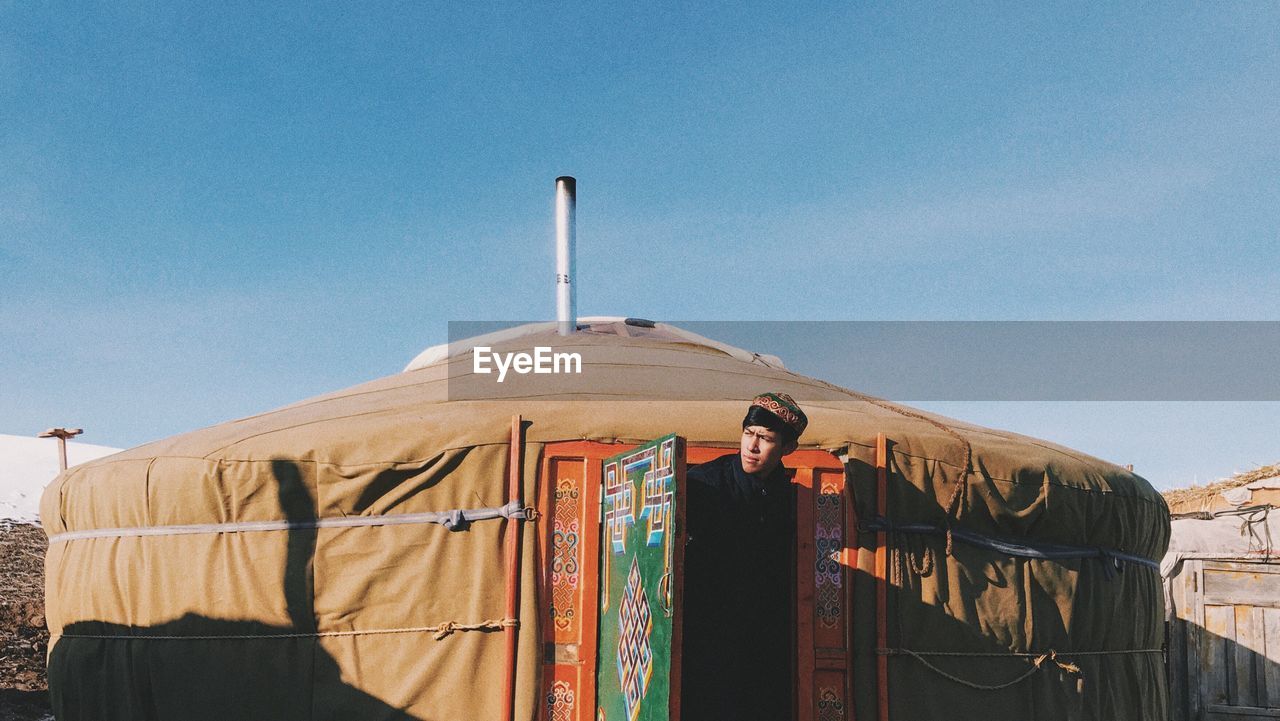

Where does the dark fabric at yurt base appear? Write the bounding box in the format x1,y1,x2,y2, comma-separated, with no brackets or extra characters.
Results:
846,446,1169,721
42,329,1171,721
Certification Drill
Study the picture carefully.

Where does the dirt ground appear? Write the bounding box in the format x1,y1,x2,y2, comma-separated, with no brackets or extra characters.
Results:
0,521,52,721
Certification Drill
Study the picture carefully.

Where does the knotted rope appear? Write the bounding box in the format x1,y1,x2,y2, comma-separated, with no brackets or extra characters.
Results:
852,396,974,557
432,618,518,640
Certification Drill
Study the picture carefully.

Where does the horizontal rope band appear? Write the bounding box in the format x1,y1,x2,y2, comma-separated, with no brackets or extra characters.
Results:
52,618,518,642
877,647,1164,691
876,648,1165,658
48,501,530,543
861,515,1160,572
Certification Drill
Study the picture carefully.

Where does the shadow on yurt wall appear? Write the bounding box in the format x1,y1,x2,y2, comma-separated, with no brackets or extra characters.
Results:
47,460,424,721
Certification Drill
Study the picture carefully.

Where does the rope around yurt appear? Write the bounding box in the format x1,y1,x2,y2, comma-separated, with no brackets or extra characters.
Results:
825,387,976,556
53,618,519,642
874,647,1164,692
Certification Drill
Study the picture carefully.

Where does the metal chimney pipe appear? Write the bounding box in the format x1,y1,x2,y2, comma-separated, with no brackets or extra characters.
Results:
555,176,576,335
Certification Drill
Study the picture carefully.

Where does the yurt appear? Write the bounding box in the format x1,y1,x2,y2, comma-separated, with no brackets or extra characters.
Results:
41,318,1170,721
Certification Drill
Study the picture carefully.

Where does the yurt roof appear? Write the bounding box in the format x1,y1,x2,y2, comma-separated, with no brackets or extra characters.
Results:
404,317,787,371
68,321,1126,478
42,320,1168,553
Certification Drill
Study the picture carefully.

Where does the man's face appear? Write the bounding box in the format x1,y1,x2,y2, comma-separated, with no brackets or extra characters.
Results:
739,425,796,476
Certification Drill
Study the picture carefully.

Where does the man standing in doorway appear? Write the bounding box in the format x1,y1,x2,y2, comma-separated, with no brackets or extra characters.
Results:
681,392,808,720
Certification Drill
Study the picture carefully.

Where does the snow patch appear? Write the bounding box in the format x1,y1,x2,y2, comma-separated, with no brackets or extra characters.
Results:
0,434,122,523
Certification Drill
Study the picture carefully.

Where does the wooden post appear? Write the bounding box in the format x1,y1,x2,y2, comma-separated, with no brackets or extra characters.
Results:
39,427,83,471
503,415,523,721
875,433,890,721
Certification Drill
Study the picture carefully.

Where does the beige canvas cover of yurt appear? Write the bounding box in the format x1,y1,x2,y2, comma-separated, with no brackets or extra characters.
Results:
41,320,1170,721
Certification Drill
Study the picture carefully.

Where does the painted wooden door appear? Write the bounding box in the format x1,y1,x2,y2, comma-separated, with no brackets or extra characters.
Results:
537,442,853,721
595,435,686,721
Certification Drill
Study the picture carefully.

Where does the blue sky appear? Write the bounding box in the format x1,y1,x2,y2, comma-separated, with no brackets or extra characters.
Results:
3,3,1277,488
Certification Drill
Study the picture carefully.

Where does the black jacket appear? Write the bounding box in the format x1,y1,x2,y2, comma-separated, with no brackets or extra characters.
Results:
681,453,794,720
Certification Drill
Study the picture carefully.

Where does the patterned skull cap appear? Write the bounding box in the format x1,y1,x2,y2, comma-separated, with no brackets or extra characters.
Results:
749,392,808,438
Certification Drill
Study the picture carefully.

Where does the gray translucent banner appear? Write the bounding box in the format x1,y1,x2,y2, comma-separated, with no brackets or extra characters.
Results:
442,320,1280,401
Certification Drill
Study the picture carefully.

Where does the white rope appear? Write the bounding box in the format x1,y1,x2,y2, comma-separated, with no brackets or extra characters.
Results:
48,502,530,543
53,618,518,642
